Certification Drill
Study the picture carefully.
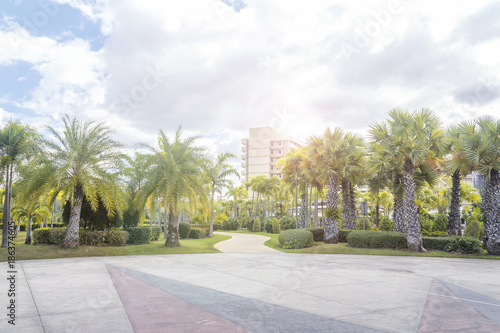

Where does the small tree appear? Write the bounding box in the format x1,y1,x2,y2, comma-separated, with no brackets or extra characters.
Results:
379,215,393,231
252,217,261,232
272,217,280,234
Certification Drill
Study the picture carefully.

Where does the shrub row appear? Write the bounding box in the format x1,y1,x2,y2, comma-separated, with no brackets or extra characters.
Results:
189,228,207,239
125,227,152,244
338,230,354,243
32,228,129,246
307,227,324,242
347,231,408,249
179,222,192,239
278,229,314,249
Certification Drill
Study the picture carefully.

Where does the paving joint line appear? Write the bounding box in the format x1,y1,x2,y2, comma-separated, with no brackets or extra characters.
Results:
20,263,47,333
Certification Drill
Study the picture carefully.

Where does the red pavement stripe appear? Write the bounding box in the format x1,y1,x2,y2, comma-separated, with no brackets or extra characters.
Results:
418,279,500,333
107,265,250,333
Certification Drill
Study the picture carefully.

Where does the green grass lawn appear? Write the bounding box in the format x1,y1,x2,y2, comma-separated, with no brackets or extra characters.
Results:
220,230,500,259
0,231,231,262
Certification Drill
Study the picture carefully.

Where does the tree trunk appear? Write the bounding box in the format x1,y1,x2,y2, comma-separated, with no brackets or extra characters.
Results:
393,174,406,233
63,184,83,248
209,189,215,237
349,184,357,230
234,196,238,218
309,186,313,223
341,179,350,230
324,174,340,243
158,201,161,231
403,159,425,252
299,192,308,228
250,191,254,220
375,198,380,228
447,171,461,236
294,172,299,229
314,189,319,227
483,169,500,254
165,208,180,247
163,200,168,239
25,215,32,245
1,165,11,248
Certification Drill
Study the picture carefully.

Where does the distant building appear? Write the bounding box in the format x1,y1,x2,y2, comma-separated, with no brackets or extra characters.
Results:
241,127,301,183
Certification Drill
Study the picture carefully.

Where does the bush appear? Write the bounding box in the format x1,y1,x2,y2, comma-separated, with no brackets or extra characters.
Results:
433,214,448,232
125,227,151,244
445,237,483,254
32,228,52,245
105,229,128,246
278,229,314,249
179,222,192,239
79,230,105,246
338,230,353,243
151,226,162,241
419,215,433,233
263,222,273,233
241,216,250,230
49,228,66,245
222,218,239,230
189,228,207,239
422,237,452,251
379,216,393,231
464,215,485,240
252,217,261,232
357,218,371,230
347,231,407,249
307,227,324,242
280,217,296,230
272,218,280,234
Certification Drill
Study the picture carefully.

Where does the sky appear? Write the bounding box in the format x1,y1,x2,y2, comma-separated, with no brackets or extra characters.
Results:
1,0,500,173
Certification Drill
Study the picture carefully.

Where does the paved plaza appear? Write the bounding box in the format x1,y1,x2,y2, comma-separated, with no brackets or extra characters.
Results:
1,234,500,332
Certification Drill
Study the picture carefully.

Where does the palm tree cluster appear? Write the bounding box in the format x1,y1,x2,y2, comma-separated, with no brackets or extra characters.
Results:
1,110,498,254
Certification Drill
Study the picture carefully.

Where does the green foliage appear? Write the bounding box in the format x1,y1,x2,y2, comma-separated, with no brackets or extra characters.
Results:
423,231,447,237
104,230,128,246
357,218,372,230
279,217,296,230
433,214,448,232
422,237,452,251
49,228,66,244
189,228,207,239
125,227,151,244
379,215,393,231
79,230,105,246
464,215,485,240
419,215,433,233
263,223,273,233
324,207,341,220
445,237,483,254
122,209,140,228
278,229,314,249
63,195,118,230
222,218,239,230
32,228,51,245
179,222,192,239
272,217,280,234
306,227,324,241
347,231,407,249
151,226,161,241
252,217,261,232
338,230,353,242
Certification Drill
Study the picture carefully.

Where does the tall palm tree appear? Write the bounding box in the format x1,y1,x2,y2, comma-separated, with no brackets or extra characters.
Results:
19,116,124,248
205,153,239,237
259,176,280,226
12,201,50,244
0,121,37,247
461,116,500,254
278,148,306,228
139,127,207,246
388,109,444,251
226,184,248,218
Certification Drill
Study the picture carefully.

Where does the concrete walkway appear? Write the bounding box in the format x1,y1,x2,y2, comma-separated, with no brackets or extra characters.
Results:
2,237,500,332
213,232,280,253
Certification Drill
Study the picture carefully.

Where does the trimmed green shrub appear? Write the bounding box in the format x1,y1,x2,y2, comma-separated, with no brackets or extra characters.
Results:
189,228,207,239
307,227,324,242
379,216,393,231
241,216,250,230
357,218,371,230
338,230,353,243
263,222,273,233
222,218,239,230
419,215,433,233
105,230,128,246
445,237,483,254
347,231,407,249
32,228,51,245
272,217,280,234
79,230,106,246
464,215,485,240
433,214,448,232
125,227,151,244
151,226,161,241
252,217,261,232
179,222,192,239
422,237,452,251
278,229,314,249
48,228,66,244
279,217,296,230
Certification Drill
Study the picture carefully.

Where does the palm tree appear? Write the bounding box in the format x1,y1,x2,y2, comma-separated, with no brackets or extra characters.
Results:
18,116,124,248
461,116,500,254
205,153,239,237
258,176,280,226
0,121,37,247
226,184,248,218
388,109,444,251
12,201,50,244
278,148,306,228
139,127,207,246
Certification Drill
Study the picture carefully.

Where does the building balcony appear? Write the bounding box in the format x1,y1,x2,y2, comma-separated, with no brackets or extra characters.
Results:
241,154,246,160
241,162,246,168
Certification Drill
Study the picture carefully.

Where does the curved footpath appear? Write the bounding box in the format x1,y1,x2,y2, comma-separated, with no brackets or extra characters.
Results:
213,232,280,253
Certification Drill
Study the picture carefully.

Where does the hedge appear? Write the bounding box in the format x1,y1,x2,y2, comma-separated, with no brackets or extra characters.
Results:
151,226,162,241
179,222,192,239
306,227,324,242
445,237,483,254
338,230,354,243
422,237,452,251
125,227,152,244
347,231,407,249
278,229,314,249
32,228,128,246
189,228,207,239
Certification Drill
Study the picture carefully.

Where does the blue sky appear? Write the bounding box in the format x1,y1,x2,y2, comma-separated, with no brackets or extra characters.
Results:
1,0,500,164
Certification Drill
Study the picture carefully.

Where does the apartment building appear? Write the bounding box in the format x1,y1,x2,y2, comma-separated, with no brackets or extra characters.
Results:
241,127,301,183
